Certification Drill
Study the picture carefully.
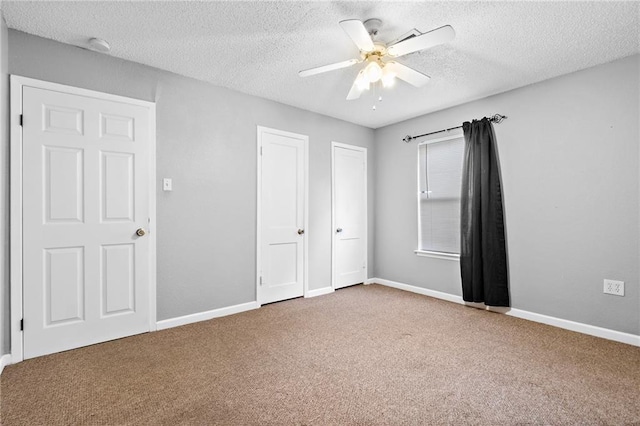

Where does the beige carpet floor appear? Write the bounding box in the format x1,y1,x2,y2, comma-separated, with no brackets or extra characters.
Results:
1,284,639,425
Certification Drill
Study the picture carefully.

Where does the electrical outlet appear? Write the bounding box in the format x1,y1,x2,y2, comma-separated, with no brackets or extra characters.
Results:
603,279,624,296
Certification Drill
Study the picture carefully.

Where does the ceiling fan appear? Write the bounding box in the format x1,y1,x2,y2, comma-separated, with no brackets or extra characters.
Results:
299,19,455,100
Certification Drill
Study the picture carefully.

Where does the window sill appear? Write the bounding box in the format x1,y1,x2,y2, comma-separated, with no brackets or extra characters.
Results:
414,250,460,261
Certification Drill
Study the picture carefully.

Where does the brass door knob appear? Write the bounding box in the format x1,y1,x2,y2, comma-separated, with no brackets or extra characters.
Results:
136,228,147,237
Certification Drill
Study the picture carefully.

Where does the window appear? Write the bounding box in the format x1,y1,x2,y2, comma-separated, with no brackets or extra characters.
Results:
417,134,464,257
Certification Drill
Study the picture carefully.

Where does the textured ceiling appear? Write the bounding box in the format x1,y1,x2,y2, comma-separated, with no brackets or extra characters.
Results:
1,1,639,129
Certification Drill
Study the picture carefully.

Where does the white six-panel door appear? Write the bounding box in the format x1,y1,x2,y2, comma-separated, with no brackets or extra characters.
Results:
332,143,367,289
20,83,154,359
257,127,307,305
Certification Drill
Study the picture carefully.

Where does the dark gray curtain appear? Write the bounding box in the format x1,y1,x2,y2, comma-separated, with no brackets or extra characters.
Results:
460,118,509,306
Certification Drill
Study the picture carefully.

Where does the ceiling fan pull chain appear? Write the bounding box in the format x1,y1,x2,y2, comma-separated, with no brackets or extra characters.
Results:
372,82,377,110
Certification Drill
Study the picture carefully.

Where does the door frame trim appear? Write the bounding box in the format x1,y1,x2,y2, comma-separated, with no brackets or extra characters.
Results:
256,126,309,305
9,75,157,363
331,142,368,290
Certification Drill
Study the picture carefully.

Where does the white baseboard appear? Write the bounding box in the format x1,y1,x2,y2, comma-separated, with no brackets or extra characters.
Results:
156,301,259,331
372,278,640,347
0,354,12,376
505,308,640,347
306,287,335,298
364,278,376,285
375,278,463,304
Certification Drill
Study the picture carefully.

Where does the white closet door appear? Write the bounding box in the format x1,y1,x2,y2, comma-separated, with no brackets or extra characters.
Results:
258,127,307,304
332,143,367,289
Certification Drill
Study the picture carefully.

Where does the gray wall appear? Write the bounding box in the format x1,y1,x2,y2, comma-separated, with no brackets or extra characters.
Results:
0,13,9,355
374,54,640,335
3,28,637,360
8,30,375,322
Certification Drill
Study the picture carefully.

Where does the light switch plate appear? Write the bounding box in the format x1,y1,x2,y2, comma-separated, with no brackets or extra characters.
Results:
163,178,172,191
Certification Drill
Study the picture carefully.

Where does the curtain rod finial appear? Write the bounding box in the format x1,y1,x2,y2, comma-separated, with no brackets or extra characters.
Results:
490,114,507,123
403,135,412,143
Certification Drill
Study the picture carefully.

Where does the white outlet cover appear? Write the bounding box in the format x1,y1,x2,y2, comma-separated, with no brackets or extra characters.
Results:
603,279,624,296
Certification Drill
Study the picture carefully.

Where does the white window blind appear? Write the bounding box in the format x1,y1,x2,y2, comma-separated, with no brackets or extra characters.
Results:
418,136,464,254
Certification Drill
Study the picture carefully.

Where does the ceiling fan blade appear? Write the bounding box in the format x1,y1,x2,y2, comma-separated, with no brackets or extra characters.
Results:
339,19,375,53
299,59,359,77
387,25,455,57
384,62,431,87
346,70,366,100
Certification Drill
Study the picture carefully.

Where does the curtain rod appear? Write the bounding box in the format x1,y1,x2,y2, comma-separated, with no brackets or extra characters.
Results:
402,114,507,143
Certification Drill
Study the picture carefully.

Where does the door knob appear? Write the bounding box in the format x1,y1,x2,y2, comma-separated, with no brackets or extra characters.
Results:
336,228,343,233
136,228,147,237
297,229,305,235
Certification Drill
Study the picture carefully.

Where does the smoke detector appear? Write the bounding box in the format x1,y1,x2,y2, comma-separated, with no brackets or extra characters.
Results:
87,37,110,53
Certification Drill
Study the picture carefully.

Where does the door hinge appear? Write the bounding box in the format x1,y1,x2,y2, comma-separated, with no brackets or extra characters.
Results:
259,276,263,286
19,114,23,127
260,146,263,156
20,319,23,331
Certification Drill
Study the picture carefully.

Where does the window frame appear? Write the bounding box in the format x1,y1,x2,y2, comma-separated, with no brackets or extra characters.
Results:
415,132,464,261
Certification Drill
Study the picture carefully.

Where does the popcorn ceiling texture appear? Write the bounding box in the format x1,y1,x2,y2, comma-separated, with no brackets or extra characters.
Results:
1,1,639,128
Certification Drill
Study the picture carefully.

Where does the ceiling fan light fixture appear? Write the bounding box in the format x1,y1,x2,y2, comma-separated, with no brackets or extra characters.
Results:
381,70,396,88
364,61,383,83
